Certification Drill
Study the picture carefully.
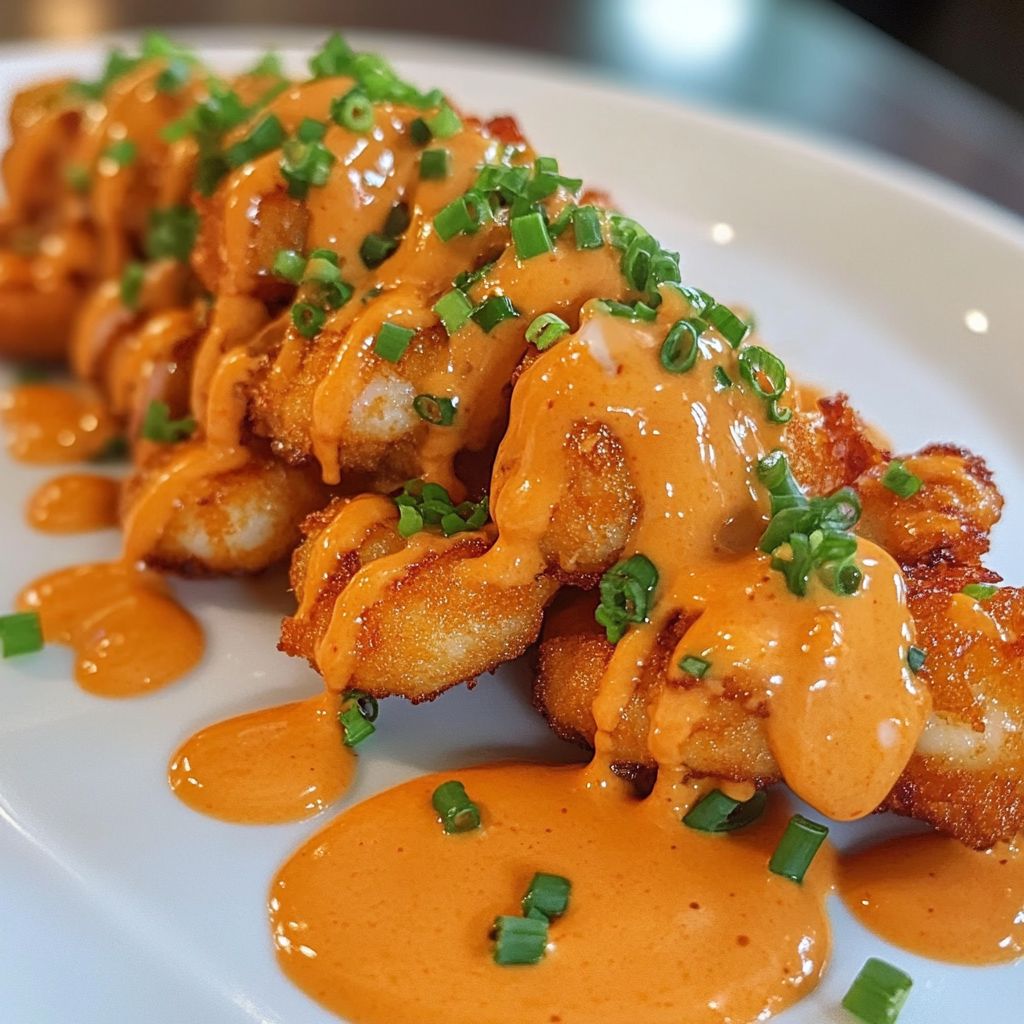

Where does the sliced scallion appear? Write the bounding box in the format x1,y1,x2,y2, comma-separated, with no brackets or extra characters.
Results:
433,289,473,336
881,460,922,499
413,394,457,426
521,873,571,921
841,958,913,1024
526,312,570,351
431,779,481,833
374,322,415,362
0,611,44,658
768,814,829,882
682,789,767,833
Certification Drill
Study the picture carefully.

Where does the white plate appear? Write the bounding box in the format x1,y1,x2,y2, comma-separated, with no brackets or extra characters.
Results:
1,32,1022,1024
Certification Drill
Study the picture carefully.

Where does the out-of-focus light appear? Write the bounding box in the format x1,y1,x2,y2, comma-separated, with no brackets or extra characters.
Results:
621,0,754,65
711,222,735,245
964,309,989,334
29,0,105,39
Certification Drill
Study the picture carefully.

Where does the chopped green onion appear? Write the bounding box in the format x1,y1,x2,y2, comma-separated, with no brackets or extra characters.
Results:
374,322,415,362
679,655,710,678
247,51,283,77
547,203,576,238
521,873,571,921
309,32,356,78
433,193,489,241
119,261,145,310
224,113,286,168
431,779,481,833
331,88,375,132
425,104,462,139
738,345,790,422
453,259,495,292
280,136,335,199
433,289,474,336
413,394,457,426
419,147,450,180
660,318,705,374
510,210,554,261
383,202,410,238
907,646,927,673
572,205,603,250
156,57,191,94
90,435,129,463
492,915,548,966
705,302,750,348
272,248,306,283
141,400,196,443
360,232,398,268
409,117,432,145
682,789,767,833
296,117,326,143
713,366,733,390
396,504,424,537
291,302,327,339
103,139,137,167
526,312,570,351
64,162,90,194
393,479,489,537
144,205,199,263
0,611,44,658
338,688,378,746
842,958,913,1024
534,156,559,175
472,295,520,333
881,460,922,499
768,814,829,882
962,583,998,602
595,554,659,644
599,298,658,322
70,48,141,101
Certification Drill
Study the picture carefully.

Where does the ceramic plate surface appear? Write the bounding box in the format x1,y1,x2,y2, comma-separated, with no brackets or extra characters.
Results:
1,31,1022,1024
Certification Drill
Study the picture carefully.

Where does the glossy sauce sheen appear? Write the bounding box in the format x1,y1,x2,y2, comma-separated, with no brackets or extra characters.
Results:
17,561,202,696
1,383,117,462
26,472,120,532
839,832,1024,964
168,693,354,824
271,764,833,1024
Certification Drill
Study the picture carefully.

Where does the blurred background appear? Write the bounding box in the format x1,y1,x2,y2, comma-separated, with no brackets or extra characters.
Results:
1,0,1021,214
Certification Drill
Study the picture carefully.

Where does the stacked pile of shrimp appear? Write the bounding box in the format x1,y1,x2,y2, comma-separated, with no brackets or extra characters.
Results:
1,34,1019,847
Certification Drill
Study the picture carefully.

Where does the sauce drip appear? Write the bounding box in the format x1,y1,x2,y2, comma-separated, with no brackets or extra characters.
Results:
168,693,354,824
1,383,117,463
838,832,1024,965
17,561,202,697
270,764,833,1024
26,472,120,532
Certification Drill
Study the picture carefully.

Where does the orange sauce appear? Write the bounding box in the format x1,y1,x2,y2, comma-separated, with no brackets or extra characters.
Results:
839,832,1024,965
26,472,120,532
17,561,202,697
0,383,117,462
271,764,833,1024
168,693,354,824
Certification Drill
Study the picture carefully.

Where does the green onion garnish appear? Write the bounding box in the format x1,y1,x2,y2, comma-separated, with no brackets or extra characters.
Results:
0,611,44,658
330,87,375,132
393,479,489,537
704,302,750,348
660,318,704,374
433,193,489,241
374,322,415,362
510,210,554,261
679,655,710,678
64,163,90,194
471,295,520,333
425,104,462,139
280,136,335,199
431,779,481,833
768,814,829,882
881,460,922,499
738,345,791,423
309,32,356,78
144,205,199,263
599,298,658,322
841,958,913,1024
247,51,283,77
155,56,190,94
103,139,137,167
713,366,733,390
224,113,286,168
907,646,927,673
291,302,327,339
572,205,603,250
141,400,196,443
119,262,145,310
338,688,379,746
413,394,457,426
521,873,571,921
70,48,141,101
525,312,570,351
682,789,767,833
595,554,659,644
296,117,326,143
360,233,398,268
409,117,432,145
492,915,548,966
433,289,474,336
272,248,306,283
962,583,998,602
419,147,450,181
